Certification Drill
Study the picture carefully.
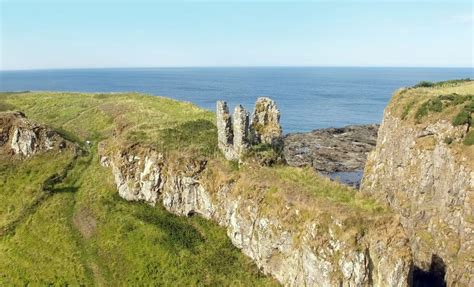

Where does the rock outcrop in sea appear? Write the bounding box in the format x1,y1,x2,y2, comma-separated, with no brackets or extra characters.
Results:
283,124,379,187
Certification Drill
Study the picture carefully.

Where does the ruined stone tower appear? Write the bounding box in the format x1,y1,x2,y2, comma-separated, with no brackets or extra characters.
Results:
216,97,282,161
216,101,234,159
250,97,282,147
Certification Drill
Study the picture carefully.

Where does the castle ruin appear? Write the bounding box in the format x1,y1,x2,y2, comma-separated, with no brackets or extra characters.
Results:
216,97,282,161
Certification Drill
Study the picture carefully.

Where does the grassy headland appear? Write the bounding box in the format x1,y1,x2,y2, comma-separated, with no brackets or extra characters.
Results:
0,92,276,285
0,91,387,285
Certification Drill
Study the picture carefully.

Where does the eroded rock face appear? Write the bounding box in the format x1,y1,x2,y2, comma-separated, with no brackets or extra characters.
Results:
362,113,474,286
109,145,164,204
0,111,69,157
251,97,282,147
104,143,413,286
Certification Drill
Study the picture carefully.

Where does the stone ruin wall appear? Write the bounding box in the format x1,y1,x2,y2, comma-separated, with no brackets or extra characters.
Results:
216,97,282,161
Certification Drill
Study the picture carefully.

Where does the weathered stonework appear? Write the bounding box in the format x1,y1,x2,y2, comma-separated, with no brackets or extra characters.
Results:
216,97,283,161
232,105,249,157
216,101,238,160
251,97,283,147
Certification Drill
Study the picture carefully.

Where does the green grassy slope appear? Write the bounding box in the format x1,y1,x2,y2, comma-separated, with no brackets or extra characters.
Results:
0,92,276,286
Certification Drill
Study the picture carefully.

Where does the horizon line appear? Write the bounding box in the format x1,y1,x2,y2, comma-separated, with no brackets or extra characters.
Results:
1,65,473,72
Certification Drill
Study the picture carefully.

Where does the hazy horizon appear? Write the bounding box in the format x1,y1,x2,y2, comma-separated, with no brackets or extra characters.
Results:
2,65,474,73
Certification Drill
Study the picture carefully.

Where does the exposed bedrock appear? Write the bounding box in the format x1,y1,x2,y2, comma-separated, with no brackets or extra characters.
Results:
0,111,71,157
101,144,413,287
362,113,474,286
283,124,379,187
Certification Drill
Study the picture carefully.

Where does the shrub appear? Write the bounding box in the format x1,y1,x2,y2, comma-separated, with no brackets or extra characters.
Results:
413,79,472,89
452,111,470,126
463,130,474,145
415,98,443,120
465,101,474,113
414,81,434,88
443,137,453,145
433,78,471,87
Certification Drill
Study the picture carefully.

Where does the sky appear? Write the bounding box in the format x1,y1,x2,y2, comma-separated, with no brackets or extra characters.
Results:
0,0,472,70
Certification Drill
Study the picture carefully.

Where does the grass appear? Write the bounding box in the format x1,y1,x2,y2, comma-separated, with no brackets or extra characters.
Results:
0,92,276,286
463,130,474,146
0,91,217,155
0,148,277,286
271,166,385,213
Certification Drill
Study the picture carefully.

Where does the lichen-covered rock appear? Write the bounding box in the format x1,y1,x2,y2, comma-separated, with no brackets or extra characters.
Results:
105,143,413,286
110,145,164,204
216,98,283,161
216,101,238,160
0,111,69,157
362,86,474,286
251,97,283,147
232,105,250,157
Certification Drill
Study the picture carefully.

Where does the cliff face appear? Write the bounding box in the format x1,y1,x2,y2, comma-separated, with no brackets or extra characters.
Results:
102,144,412,287
361,82,474,286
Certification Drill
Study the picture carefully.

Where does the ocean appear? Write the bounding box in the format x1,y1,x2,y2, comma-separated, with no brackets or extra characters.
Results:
1,67,472,133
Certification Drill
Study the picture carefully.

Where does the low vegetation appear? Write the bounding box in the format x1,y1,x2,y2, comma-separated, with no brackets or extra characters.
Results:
412,78,471,88
394,80,474,146
464,130,474,146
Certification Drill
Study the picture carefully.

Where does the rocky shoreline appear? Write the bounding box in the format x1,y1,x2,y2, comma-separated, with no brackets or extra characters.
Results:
283,124,379,187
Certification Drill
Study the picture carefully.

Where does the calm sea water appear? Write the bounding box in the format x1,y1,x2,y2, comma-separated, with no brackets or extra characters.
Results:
1,67,472,133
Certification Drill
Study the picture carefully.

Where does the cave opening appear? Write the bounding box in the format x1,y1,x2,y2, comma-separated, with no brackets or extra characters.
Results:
412,254,446,287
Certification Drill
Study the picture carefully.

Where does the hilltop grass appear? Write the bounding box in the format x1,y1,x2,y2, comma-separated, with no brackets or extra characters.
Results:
392,80,474,146
412,78,471,88
0,91,218,155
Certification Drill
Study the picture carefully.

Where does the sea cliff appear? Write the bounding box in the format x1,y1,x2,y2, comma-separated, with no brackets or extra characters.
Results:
362,80,474,286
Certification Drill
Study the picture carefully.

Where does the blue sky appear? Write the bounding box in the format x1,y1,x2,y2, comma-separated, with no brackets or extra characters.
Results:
1,0,472,70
